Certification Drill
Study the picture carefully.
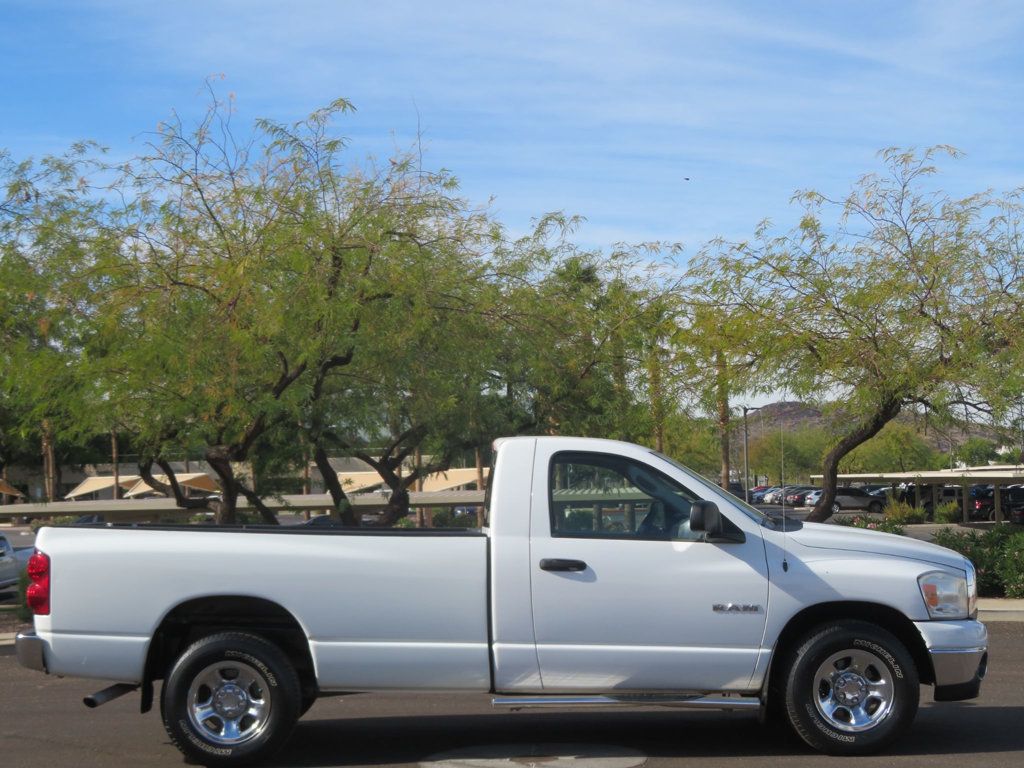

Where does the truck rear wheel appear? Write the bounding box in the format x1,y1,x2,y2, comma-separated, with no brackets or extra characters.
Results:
161,632,301,767
781,621,918,755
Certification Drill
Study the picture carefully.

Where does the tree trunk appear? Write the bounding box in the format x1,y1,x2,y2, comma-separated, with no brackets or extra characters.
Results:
140,458,212,512
807,398,902,523
313,445,356,525
647,345,665,452
715,351,730,489
206,450,238,525
40,423,54,501
235,483,280,525
111,430,120,500
380,487,410,527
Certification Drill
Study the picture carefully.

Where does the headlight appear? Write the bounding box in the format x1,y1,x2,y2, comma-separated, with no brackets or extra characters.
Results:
965,559,978,618
918,570,969,620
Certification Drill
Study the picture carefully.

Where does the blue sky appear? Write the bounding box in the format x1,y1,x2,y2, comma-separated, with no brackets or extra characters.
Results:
2,0,1023,250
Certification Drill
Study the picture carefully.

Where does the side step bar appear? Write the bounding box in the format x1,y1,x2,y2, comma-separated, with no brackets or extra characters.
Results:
492,694,760,711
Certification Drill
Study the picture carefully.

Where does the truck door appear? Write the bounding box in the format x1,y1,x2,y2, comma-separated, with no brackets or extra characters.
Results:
529,446,770,692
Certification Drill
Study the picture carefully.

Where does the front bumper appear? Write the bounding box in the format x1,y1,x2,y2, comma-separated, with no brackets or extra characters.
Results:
15,630,47,673
915,619,987,701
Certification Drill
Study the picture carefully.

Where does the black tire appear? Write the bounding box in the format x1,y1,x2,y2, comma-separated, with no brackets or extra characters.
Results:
868,501,883,515
161,632,301,767
779,621,918,755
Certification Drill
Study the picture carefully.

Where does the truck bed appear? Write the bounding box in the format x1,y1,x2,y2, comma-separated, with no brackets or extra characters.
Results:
33,525,491,691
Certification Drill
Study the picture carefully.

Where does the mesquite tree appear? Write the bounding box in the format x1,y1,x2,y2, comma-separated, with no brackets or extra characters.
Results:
690,147,1021,521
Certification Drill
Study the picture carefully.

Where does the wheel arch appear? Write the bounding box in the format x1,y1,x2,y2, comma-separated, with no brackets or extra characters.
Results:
141,595,316,713
764,600,934,698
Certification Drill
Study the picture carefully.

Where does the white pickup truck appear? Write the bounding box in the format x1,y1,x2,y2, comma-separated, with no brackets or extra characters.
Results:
17,437,987,766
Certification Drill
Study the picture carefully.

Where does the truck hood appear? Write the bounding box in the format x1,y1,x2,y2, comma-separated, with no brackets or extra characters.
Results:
790,522,966,571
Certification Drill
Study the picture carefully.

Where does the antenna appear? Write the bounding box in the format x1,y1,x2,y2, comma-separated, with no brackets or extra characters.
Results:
780,400,789,573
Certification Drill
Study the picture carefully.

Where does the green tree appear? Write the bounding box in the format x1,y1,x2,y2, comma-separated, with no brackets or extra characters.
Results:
691,147,1017,522
749,427,831,485
839,422,940,473
952,437,999,468
0,144,115,500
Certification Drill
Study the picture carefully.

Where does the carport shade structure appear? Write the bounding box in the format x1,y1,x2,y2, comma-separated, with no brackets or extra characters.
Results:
336,468,488,494
123,473,219,498
64,475,141,499
812,466,1024,523
0,478,24,497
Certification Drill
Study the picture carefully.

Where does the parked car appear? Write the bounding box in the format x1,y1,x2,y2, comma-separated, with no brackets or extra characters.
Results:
900,485,972,519
784,487,818,506
751,486,779,503
860,484,889,495
17,436,988,763
972,486,1024,522
804,488,823,507
0,532,27,592
831,486,885,515
719,481,746,499
763,485,805,504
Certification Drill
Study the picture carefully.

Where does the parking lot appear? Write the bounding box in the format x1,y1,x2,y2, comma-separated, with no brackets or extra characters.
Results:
0,623,1021,768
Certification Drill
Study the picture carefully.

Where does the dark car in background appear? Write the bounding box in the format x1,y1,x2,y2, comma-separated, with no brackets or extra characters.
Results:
972,486,1024,522
900,484,973,519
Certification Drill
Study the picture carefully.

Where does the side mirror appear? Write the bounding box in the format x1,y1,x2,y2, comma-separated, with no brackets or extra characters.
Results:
689,500,745,543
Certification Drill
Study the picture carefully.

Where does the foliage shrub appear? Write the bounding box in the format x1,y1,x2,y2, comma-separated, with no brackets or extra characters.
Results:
931,525,1018,597
996,533,1024,598
564,510,595,531
933,501,961,524
884,501,925,525
29,515,77,532
431,509,481,528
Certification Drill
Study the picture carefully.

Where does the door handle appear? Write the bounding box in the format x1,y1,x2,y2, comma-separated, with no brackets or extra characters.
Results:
539,558,588,572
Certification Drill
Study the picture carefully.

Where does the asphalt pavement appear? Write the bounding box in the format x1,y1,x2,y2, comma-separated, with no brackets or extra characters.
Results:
2,623,1023,768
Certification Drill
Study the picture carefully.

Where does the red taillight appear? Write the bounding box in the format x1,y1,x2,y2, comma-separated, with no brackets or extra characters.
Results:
26,550,50,615
974,501,983,510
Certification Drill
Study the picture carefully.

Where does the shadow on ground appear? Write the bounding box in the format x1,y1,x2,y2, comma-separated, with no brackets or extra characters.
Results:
272,703,1024,767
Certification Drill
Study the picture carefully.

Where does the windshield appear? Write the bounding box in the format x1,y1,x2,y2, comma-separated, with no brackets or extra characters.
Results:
650,450,772,525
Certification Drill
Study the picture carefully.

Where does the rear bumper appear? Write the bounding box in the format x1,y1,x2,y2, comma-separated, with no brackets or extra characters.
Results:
15,630,47,673
914,619,988,701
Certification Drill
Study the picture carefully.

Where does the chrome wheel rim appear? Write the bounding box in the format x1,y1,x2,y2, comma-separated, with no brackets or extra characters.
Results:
813,648,894,732
187,660,272,745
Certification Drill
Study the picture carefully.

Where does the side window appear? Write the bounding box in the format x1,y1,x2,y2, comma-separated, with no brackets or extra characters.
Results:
549,452,700,540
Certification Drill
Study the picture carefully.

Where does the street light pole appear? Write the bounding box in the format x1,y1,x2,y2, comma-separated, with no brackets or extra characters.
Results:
742,405,762,503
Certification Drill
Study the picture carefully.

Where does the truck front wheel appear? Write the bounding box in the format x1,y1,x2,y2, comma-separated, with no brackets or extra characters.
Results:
781,621,919,755
161,632,301,767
